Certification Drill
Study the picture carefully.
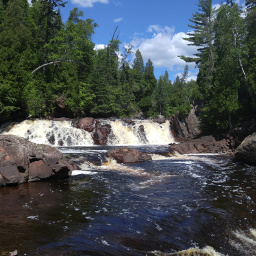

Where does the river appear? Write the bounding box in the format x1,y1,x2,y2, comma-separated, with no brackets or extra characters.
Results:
1,120,256,255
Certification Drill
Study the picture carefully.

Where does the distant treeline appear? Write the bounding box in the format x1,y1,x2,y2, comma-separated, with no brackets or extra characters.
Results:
0,0,255,133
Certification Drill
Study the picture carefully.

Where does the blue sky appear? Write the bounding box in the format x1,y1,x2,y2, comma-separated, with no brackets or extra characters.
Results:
60,0,245,82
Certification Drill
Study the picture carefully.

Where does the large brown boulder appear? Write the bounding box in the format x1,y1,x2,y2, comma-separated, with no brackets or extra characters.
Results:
0,135,73,187
234,132,256,165
105,147,152,164
169,136,231,155
93,121,111,145
170,105,201,141
72,117,95,132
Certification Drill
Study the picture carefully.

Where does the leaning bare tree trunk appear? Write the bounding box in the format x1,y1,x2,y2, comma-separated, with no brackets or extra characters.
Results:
31,60,74,74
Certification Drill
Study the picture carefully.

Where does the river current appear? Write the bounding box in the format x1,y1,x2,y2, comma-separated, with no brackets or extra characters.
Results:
1,145,256,255
1,120,256,255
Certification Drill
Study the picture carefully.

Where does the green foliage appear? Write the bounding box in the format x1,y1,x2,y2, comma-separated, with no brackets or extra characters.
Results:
181,0,256,133
1,0,256,129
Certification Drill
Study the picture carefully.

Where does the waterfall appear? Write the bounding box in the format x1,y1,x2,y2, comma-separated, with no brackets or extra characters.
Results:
2,120,93,146
108,120,175,145
2,119,176,146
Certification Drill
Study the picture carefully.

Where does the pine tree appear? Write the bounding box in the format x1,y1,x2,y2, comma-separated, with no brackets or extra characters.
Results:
245,0,256,113
0,0,34,120
139,58,157,116
202,3,247,131
180,0,216,97
152,70,172,117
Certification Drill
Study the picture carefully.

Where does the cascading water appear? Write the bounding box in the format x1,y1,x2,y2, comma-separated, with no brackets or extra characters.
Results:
2,119,175,146
2,119,94,146
108,120,175,145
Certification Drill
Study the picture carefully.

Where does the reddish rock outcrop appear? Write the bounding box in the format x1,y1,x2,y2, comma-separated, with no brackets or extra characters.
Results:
170,106,201,141
93,121,112,145
106,148,152,164
169,136,231,155
234,132,256,165
0,135,73,187
72,117,95,132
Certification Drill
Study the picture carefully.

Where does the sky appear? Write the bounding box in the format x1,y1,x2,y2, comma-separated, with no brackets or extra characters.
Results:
60,0,245,82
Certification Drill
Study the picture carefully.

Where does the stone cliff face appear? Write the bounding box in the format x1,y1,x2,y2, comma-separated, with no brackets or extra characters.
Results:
169,105,201,141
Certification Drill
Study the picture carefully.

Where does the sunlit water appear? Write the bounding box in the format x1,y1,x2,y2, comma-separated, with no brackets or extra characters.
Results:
1,145,256,256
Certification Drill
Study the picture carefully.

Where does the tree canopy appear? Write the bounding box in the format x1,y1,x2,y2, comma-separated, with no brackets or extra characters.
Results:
1,0,255,135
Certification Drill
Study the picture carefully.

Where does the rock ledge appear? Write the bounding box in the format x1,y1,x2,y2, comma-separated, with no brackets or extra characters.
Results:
0,135,73,187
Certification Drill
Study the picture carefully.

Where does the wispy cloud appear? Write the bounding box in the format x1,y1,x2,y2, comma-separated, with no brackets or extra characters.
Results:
94,44,106,50
131,25,198,71
113,17,123,23
71,0,109,8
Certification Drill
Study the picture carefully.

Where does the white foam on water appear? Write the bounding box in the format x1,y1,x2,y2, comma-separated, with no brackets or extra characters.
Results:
152,246,223,255
101,158,149,176
71,170,97,176
250,229,256,238
230,228,256,255
151,153,173,161
27,215,39,220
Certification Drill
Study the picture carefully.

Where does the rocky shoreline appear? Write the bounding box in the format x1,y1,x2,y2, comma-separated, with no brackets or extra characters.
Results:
1,111,256,187
0,135,73,187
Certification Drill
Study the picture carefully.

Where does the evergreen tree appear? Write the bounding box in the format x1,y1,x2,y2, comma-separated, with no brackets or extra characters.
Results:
118,45,138,117
152,70,171,117
245,0,256,113
132,49,144,81
201,3,247,131
90,32,121,117
169,66,197,116
180,0,216,98
131,49,145,112
0,0,34,120
139,58,157,116
25,7,97,117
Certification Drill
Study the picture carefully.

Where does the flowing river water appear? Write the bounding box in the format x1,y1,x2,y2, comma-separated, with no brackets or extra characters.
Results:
1,120,256,255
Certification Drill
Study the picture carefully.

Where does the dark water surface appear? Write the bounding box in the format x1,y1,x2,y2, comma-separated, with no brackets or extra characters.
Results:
1,146,256,255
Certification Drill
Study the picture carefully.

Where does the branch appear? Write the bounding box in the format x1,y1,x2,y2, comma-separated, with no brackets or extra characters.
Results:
239,57,247,80
31,60,75,74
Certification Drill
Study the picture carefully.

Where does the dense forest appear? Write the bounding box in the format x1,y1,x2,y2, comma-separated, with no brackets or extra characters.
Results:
0,0,255,133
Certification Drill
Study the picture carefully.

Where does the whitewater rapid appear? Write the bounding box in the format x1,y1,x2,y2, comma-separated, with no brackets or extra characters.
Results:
2,119,176,146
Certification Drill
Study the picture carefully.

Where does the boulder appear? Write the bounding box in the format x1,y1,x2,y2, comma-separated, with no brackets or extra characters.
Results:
0,135,73,187
169,136,231,155
138,125,148,144
72,117,95,132
105,147,152,164
93,121,111,145
122,118,135,125
153,115,166,124
234,132,256,165
169,105,201,141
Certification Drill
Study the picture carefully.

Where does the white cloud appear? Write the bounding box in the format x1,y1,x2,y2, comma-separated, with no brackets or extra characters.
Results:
131,25,198,72
71,0,109,8
175,71,198,82
113,17,123,23
212,3,221,10
94,44,106,50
